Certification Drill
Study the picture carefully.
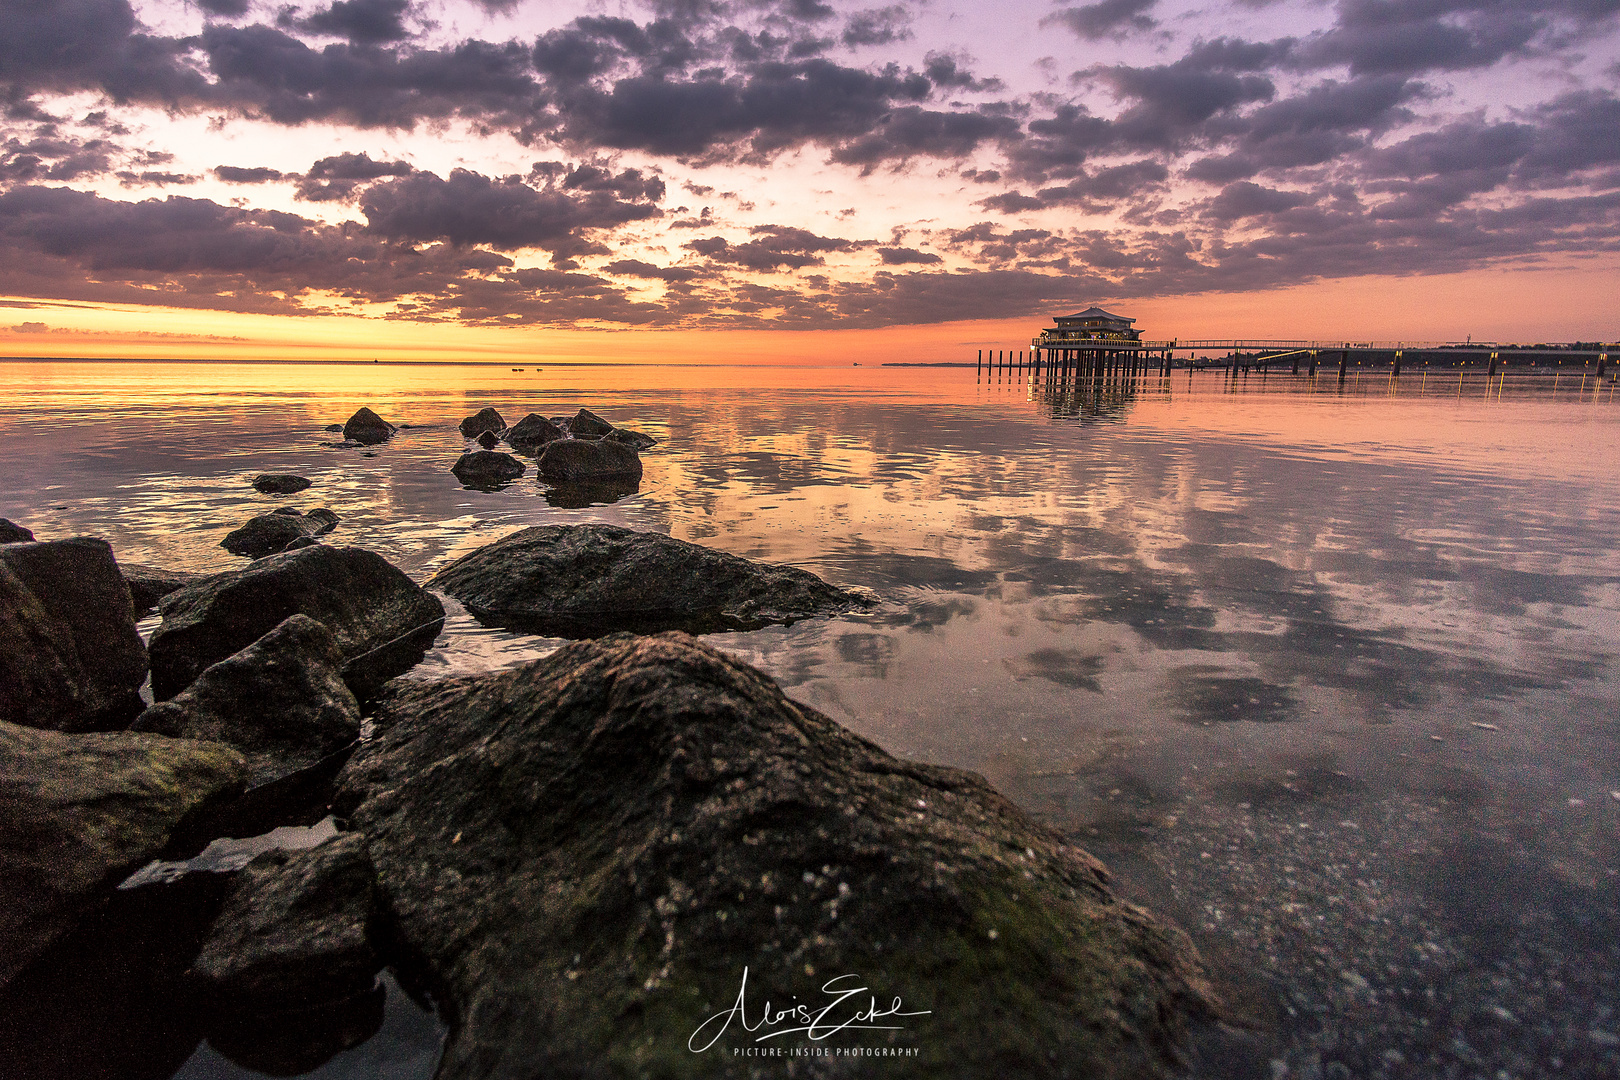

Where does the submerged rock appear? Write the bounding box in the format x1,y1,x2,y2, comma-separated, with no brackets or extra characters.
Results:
251,474,312,495
459,407,505,439
0,721,246,989
451,451,525,488
536,438,642,483
221,508,340,559
341,408,395,446
148,545,445,701
190,833,380,1011
335,633,1215,1079
122,563,209,619
427,523,868,636
0,538,148,731
568,407,615,437
0,518,34,542
604,426,657,450
503,413,565,453
133,615,360,788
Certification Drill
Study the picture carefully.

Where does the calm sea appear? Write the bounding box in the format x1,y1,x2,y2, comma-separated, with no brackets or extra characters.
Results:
2,360,1617,1079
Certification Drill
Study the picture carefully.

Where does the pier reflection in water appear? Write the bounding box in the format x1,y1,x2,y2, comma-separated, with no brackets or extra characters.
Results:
0,361,1616,1079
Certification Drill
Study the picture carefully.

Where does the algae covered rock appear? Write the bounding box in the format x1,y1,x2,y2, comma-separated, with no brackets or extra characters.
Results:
426,523,868,636
0,721,246,988
148,544,445,700
334,633,1214,1080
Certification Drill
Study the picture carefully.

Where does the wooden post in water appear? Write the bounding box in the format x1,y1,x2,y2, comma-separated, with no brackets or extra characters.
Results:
1308,350,1317,377
1599,352,1607,378
1488,351,1498,377
1338,349,1348,383
1393,349,1403,377
977,349,982,379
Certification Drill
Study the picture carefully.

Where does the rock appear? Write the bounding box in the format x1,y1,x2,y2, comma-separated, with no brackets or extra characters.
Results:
459,407,505,439
335,634,1215,1079
569,407,615,437
121,563,208,619
0,518,34,542
252,474,312,495
324,424,344,432
475,430,499,450
536,438,643,483
0,721,246,988
605,427,657,450
0,538,148,731
190,833,380,1011
427,523,870,636
221,507,340,559
504,413,566,453
132,616,361,788
451,451,526,489
148,545,445,701
341,408,395,446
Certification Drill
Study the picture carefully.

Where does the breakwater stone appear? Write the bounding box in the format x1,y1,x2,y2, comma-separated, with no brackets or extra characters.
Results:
334,633,1216,1079
427,523,867,636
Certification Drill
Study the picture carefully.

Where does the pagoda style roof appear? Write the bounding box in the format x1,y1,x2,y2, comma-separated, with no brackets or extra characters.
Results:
1058,307,1134,323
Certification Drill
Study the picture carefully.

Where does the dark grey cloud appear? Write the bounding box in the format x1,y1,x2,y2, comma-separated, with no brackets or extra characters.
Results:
0,0,208,103
214,165,288,183
289,0,414,45
876,245,941,264
828,106,1021,170
683,223,857,270
295,150,413,200
603,257,702,281
842,6,912,48
0,132,116,183
197,0,253,15
980,159,1169,212
1204,180,1312,221
1043,0,1159,41
358,166,661,252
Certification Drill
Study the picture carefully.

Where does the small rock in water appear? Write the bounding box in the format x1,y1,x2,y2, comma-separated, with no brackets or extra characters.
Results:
189,832,380,1012
324,424,343,432
475,430,499,450
451,450,525,489
537,438,642,483
0,518,35,543
504,413,565,453
251,474,312,495
341,408,395,446
458,407,505,439
221,507,340,559
121,562,208,618
604,427,657,450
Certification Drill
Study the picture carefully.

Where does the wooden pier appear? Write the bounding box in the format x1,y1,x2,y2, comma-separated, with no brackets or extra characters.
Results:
975,340,1616,385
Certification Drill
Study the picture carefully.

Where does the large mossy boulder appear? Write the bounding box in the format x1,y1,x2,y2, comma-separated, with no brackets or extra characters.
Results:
537,438,642,483
0,538,148,731
221,507,339,559
0,721,246,988
133,615,361,788
148,545,445,701
334,633,1214,1080
426,524,869,636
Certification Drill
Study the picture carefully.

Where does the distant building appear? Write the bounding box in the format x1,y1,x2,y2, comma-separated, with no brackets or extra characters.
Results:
1040,307,1141,345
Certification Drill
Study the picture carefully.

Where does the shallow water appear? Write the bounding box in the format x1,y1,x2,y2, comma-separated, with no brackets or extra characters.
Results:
2,360,1617,1078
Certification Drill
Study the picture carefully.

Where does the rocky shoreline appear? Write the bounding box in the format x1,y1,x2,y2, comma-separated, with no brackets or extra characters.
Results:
0,404,1225,1079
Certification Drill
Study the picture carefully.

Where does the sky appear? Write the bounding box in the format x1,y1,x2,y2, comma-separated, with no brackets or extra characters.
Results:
0,0,1617,362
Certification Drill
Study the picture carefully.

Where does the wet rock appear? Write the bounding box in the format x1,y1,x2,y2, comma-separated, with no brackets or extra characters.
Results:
122,563,208,619
0,538,148,731
148,545,445,701
475,430,499,450
459,407,505,439
536,438,642,483
0,518,34,542
504,413,565,452
133,616,361,788
335,633,1215,1080
221,507,340,559
252,474,312,495
452,451,525,489
605,426,657,450
0,721,246,988
190,833,380,1011
568,407,615,437
341,408,395,446
324,424,344,432
427,523,869,636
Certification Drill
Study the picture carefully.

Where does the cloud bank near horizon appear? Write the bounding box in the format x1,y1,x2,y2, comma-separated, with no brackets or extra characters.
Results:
0,0,1616,331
